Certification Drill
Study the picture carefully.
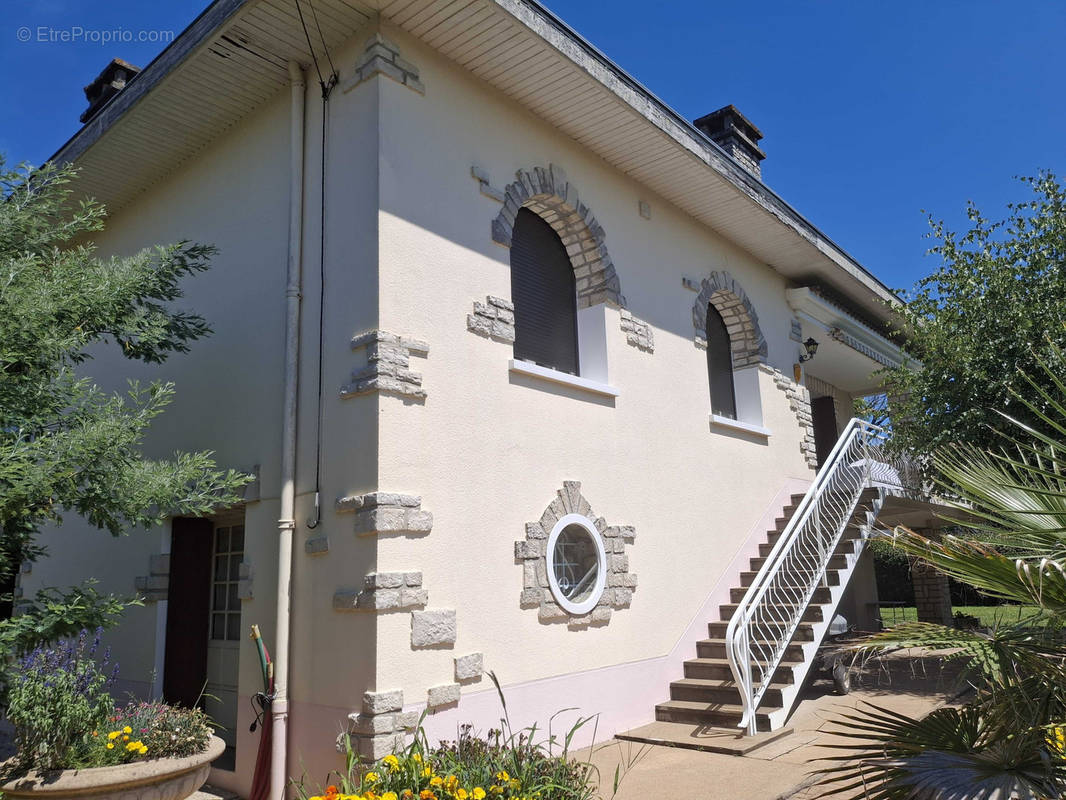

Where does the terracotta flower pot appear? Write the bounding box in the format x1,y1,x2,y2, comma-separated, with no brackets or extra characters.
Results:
1,735,225,800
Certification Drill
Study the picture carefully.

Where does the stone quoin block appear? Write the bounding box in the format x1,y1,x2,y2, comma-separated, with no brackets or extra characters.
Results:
426,683,461,708
411,609,456,648
342,32,425,96
619,309,654,352
454,653,484,682
363,690,403,715
341,329,429,401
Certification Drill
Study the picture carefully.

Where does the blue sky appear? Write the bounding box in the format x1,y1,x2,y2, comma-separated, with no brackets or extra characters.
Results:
2,1,1063,291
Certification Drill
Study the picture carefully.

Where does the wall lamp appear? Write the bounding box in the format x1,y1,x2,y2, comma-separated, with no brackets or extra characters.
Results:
798,337,819,363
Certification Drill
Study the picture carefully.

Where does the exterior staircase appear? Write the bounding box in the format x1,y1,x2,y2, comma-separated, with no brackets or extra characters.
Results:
654,419,901,735
655,486,882,732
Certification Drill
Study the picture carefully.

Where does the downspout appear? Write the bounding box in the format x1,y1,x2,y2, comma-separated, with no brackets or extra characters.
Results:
271,59,306,800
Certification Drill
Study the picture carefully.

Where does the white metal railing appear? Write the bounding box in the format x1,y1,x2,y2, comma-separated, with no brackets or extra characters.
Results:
725,418,893,734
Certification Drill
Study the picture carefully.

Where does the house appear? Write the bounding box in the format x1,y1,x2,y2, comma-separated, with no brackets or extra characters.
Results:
16,0,949,796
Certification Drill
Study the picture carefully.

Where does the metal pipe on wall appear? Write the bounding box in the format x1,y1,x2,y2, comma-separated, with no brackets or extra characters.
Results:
270,59,307,800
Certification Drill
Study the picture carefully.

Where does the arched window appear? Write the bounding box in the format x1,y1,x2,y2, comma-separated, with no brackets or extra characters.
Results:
706,303,737,419
510,208,579,375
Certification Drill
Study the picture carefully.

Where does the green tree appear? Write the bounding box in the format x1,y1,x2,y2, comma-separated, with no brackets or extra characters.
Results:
885,172,1066,456
0,158,248,657
815,350,1066,799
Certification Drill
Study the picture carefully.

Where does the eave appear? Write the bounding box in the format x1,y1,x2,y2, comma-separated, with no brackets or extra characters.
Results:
50,0,905,333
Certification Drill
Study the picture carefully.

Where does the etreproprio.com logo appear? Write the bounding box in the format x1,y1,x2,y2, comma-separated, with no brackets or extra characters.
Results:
15,25,175,44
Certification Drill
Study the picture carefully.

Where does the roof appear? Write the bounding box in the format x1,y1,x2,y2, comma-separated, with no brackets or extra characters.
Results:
50,0,905,332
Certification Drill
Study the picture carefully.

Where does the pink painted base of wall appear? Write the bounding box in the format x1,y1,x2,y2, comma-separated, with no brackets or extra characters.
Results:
212,477,811,797
416,477,811,750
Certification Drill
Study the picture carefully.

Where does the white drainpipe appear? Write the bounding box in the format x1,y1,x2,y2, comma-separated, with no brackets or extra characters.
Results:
271,59,306,800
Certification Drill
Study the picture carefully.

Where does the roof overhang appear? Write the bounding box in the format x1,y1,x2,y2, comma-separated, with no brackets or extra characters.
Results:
50,0,905,333
787,287,912,394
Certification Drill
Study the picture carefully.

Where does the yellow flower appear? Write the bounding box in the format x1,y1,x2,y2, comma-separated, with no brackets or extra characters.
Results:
473,789,486,800
122,726,132,734
494,772,510,784
508,780,521,792
422,767,433,778
489,788,503,796
382,793,398,800
365,772,380,784
107,731,121,741
106,743,114,750
383,754,400,773
430,776,443,788
456,790,469,800
420,792,436,800
412,753,423,764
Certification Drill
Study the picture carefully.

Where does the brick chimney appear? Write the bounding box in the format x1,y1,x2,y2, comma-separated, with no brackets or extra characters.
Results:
693,105,766,180
80,58,141,124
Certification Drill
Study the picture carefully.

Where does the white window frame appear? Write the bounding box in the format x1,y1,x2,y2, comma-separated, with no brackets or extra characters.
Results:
545,513,608,615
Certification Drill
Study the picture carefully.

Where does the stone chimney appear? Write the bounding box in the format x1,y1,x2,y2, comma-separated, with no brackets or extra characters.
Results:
693,105,766,180
80,58,141,124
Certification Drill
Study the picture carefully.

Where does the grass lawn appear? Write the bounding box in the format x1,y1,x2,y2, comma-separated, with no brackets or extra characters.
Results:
879,604,1040,628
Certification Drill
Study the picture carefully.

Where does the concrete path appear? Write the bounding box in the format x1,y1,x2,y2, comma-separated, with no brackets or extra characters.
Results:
580,651,966,800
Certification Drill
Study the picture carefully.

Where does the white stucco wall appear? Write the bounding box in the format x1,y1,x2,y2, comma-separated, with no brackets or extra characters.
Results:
361,25,817,737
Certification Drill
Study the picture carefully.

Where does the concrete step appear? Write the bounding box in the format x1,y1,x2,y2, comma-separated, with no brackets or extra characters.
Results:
708,620,814,641
655,700,773,732
759,537,858,558
696,638,807,661
750,553,846,572
683,657,800,683
616,721,792,756
739,569,840,587
730,585,831,604
719,603,825,624
669,677,789,706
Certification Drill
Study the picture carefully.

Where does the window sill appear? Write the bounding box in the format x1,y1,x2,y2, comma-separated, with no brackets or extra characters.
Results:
509,359,620,398
710,414,771,438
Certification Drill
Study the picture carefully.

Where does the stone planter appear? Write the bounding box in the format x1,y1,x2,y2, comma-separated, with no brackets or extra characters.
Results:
1,735,225,800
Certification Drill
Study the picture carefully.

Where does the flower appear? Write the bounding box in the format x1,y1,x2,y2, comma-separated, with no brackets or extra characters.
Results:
382,793,398,800
106,743,114,750
430,776,443,788
365,773,380,784
494,772,510,784
107,731,121,740
473,789,486,800
122,726,132,734
457,790,469,800
383,754,400,773
422,767,433,778
420,792,436,800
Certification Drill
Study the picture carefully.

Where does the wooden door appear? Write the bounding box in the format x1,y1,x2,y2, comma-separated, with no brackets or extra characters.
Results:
811,395,839,468
163,517,213,708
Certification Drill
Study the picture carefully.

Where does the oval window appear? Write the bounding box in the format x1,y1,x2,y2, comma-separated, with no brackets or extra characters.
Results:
546,514,607,615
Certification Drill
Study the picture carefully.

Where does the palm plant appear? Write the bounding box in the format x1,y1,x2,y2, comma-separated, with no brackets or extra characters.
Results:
815,347,1066,799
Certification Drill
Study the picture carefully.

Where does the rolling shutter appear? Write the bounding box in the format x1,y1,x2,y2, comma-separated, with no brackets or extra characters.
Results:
510,208,580,375
707,304,738,419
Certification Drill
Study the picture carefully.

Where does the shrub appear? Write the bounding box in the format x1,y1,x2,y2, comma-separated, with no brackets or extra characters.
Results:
82,702,213,767
293,675,641,800
5,628,117,770
3,629,212,773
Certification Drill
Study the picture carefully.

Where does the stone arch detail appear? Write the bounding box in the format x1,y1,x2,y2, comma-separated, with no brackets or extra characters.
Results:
692,270,767,368
491,164,626,309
